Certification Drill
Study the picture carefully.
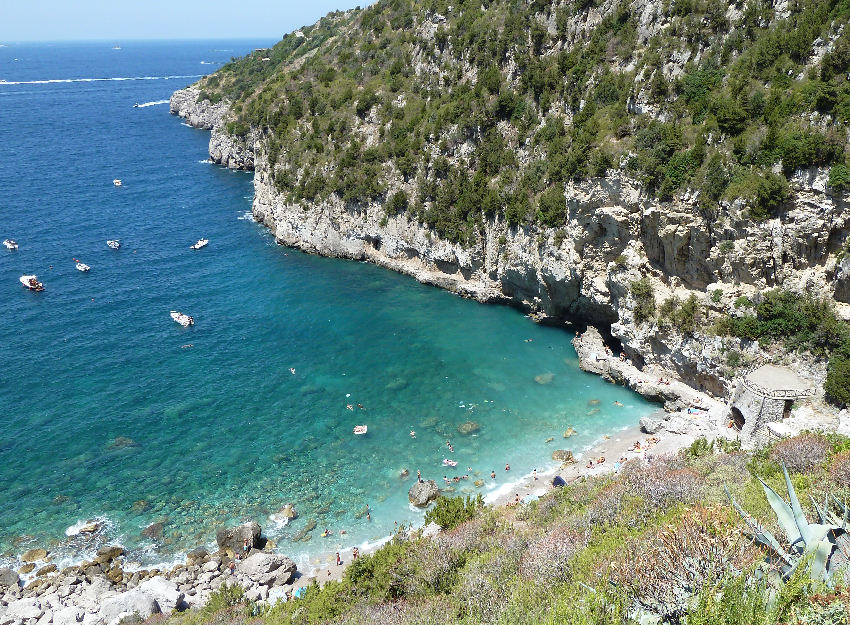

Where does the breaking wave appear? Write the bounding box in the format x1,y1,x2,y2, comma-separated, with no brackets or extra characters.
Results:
134,99,169,108
0,74,202,86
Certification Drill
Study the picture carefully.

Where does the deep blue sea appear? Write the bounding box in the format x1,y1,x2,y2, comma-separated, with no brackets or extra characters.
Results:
0,41,655,573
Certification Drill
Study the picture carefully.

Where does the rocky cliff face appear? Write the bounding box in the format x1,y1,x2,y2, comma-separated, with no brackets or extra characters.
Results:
169,87,255,170
170,83,848,414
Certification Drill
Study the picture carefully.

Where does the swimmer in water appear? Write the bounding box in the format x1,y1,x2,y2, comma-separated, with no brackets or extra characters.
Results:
290,368,296,374
410,430,416,438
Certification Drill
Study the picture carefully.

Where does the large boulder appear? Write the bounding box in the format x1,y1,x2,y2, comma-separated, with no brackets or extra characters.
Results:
138,576,184,614
96,546,125,563
408,480,440,507
6,598,44,620
186,547,209,565
236,552,296,586
21,548,48,563
100,590,160,624
552,449,574,463
215,522,261,553
640,415,664,434
54,606,85,625
0,566,19,587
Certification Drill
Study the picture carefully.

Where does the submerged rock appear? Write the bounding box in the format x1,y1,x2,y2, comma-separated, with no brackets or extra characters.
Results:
552,450,575,463
108,436,139,449
563,427,577,438
142,522,164,540
408,480,440,507
534,373,555,385
457,421,480,435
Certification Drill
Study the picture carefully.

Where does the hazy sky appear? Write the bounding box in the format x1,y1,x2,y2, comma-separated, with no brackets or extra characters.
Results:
1,0,364,42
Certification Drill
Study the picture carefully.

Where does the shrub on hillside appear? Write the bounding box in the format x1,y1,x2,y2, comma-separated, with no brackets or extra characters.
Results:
829,450,850,487
624,459,703,510
518,526,583,584
749,173,789,221
424,494,483,530
769,433,830,473
826,355,850,407
610,506,760,622
631,277,656,323
336,596,455,625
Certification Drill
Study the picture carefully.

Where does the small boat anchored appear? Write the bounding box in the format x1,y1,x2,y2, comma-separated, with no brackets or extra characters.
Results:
3,239,18,250
353,425,368,435
73,258,90,272
106,240,121,249
113,179,122,187
190,238,209,250
20,275,44,291
170,310,194,327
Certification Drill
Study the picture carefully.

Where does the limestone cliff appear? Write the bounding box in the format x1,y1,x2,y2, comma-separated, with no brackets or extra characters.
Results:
169,0,850,421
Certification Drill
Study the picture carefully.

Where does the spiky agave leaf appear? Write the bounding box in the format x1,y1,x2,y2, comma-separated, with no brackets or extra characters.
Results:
725,485,794,566
758,475,802,549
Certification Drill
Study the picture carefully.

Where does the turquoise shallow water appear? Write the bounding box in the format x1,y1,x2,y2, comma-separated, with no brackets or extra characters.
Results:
0,41,656,571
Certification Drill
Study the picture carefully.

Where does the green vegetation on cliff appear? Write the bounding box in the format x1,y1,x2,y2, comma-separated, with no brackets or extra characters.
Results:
167,433,850,624
198,0,850,244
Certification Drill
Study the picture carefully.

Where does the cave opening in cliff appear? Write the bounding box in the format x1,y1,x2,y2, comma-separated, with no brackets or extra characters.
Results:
730,407,745,432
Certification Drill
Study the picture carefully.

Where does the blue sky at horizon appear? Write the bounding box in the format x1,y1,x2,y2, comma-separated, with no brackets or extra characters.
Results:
1,1,365,42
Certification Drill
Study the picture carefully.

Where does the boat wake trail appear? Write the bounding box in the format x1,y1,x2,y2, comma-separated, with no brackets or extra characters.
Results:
135,99,169,108
0,75,202,86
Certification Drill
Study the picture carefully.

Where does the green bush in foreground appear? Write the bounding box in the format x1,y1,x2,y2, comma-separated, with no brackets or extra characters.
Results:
424,494,483,530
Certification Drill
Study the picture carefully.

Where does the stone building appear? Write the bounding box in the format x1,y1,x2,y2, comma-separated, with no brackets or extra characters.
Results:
729,364,816,448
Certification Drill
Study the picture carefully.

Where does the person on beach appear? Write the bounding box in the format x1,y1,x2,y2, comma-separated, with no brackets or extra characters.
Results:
229,560,235,574
491,470,496,479
533,469,537,481
586,460,594,468
417,469,422,482
243,538,250,556
336,552,341,566
352,547,359,559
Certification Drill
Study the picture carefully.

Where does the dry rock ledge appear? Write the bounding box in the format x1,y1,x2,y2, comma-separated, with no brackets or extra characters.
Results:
0,523,298,624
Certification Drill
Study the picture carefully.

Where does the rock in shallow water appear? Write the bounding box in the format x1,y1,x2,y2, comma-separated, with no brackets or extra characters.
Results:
457,421,480,435
215,522,261,553
21,548,48,563
552,450,574,463
408,480,440,507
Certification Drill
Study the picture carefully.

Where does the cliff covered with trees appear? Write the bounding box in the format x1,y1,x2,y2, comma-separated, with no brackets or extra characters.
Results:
173,0,850,410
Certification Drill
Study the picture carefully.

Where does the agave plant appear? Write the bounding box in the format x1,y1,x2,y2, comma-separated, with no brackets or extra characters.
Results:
727,464,850,581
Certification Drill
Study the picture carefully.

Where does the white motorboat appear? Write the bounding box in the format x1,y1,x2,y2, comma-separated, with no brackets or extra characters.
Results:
113,179,122,187
106,240,121,249
170,310,194,327
3,239,17,250
190,238,209,250
74,259,90,272
20,275,44,291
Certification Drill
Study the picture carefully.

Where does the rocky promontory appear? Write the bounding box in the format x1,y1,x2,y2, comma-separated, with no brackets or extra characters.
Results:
0,523,297,625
